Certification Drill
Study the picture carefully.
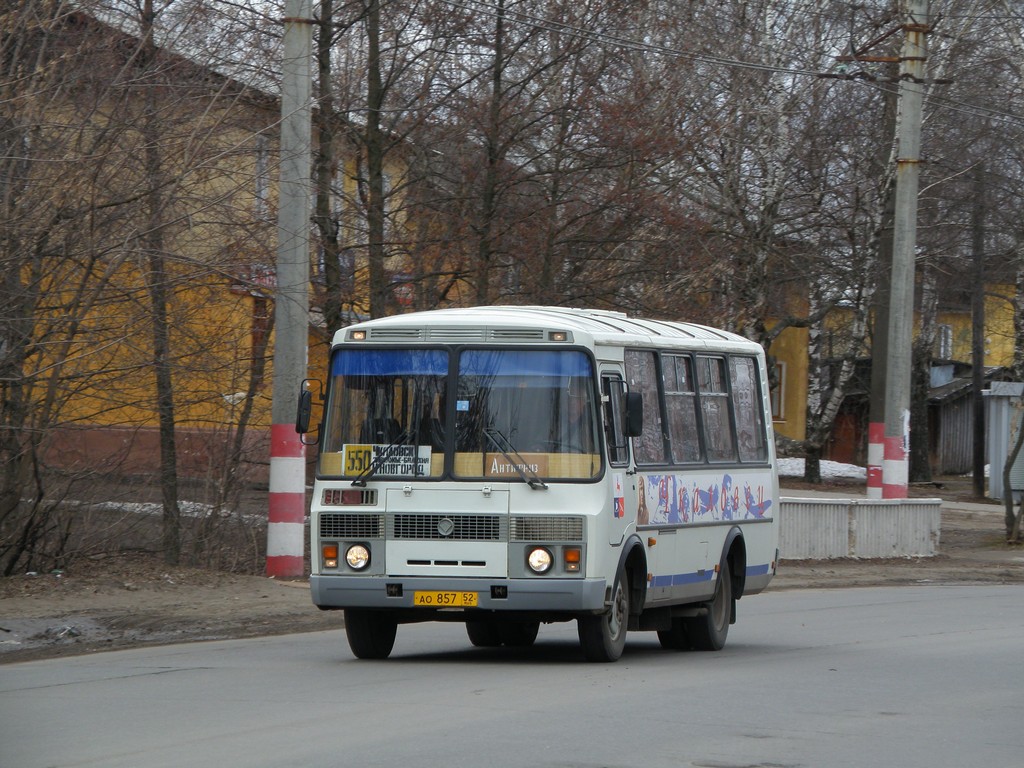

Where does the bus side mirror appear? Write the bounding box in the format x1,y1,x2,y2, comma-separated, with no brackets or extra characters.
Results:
296,388,313,434
624,391,643,437
297,378,323,444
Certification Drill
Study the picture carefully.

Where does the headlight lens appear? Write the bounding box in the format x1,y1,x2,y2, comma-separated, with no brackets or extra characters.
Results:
345,544,371,570
527,547,553,574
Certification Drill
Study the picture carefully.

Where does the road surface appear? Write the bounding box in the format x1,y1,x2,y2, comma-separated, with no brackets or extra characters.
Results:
2,585,1020,768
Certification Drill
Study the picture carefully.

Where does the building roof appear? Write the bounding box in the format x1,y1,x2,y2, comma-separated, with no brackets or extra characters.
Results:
930,367,1007,404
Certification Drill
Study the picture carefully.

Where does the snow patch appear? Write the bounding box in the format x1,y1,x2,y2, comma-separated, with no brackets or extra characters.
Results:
778,458,866,481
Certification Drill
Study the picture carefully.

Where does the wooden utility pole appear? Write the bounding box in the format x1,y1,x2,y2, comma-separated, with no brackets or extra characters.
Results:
882,0,929,499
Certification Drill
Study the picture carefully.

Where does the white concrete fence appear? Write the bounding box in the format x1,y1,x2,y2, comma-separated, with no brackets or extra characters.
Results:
779,497,942,559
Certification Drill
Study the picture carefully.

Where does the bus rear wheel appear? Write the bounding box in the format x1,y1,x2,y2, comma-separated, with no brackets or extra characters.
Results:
344,609,397,659
685,559,732,651
578,568,628,662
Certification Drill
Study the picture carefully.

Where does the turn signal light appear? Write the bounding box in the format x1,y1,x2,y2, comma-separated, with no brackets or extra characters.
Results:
563,547,581,572
322,543,339,569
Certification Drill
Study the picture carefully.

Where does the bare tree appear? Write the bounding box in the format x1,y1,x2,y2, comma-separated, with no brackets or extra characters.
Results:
1,0,283,572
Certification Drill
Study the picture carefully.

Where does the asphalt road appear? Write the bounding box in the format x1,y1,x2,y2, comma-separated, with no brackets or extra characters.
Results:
2,585,1021,768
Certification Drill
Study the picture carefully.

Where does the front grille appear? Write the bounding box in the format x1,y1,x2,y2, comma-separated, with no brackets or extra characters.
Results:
393,514,503,541
510,515,584,542
320,513,385,539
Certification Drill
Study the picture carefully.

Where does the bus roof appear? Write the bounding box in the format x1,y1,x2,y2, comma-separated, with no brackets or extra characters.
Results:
335,306,760,352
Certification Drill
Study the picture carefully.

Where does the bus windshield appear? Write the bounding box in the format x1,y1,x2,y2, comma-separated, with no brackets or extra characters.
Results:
318,348,601,482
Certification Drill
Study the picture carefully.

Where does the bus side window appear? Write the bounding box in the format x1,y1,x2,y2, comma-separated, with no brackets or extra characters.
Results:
602,375,629,466
730,356,768,461
696,356,737,462
624,349,667,465
664,355,701,463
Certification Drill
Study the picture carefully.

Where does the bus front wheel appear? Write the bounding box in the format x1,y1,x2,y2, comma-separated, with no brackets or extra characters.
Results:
466,620,502,647
657,618,690,650
499,621,539,647
344,609,397,659
578,568,628,662
685,559,732,651
467,620,540,647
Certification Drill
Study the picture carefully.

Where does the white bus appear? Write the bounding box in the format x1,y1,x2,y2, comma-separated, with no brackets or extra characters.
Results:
297,306,779,662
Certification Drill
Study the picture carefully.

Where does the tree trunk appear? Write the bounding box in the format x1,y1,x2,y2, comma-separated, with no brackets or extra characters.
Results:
475,0,504,306
141,0,180,565
365,0,388,316
804,445,822,485
909,264,936,483
1014,255,1024,380
1003,402,1024,540
314,0,345,332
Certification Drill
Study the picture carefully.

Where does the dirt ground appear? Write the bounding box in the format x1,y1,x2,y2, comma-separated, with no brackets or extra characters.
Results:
3,478,1022,664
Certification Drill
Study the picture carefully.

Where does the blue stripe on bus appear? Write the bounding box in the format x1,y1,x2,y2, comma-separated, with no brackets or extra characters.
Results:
649,571,714,588
649,564,771,588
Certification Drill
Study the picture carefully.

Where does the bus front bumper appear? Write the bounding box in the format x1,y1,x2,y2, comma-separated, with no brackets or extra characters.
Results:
311,574,608,613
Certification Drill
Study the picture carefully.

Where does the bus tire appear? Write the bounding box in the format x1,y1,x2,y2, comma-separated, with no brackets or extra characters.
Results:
686,559,732,651
499,621,539,647
577,567,628,662
657,618,691,651
344,609,397,659
466,620,503,647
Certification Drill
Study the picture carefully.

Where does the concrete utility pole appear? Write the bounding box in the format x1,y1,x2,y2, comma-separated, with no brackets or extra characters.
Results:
882,0,929,499
971,165,986,498
268,0,312,578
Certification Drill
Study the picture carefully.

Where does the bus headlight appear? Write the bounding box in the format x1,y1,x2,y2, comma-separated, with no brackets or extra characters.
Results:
345,544,371,570
527,547,553,574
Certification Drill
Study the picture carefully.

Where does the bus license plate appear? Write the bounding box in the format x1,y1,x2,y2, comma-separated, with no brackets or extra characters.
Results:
413,591,478,608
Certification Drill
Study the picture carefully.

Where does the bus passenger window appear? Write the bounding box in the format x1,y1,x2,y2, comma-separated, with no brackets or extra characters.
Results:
625,349,666,465
696,356,736,462
663,355,701,463
730,356,768,461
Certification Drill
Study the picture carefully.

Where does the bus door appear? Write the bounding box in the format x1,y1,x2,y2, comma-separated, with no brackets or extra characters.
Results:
601,369,636,546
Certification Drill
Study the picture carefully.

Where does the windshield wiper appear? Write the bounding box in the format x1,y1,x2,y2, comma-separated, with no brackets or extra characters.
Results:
484,427,548,490
351,429,414,487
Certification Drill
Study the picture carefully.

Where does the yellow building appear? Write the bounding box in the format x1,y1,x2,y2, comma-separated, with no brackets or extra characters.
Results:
23,10,432,488
20,12,284,484
768,282,1017,466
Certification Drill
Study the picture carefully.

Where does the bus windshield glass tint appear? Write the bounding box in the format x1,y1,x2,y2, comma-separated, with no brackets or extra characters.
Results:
319,349,449,478
452,349,600,480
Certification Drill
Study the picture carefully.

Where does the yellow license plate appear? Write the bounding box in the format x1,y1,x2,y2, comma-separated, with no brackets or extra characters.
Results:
412,591,478,607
